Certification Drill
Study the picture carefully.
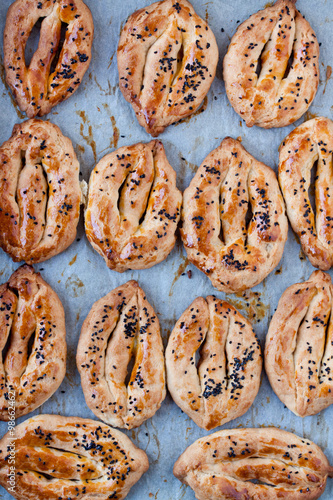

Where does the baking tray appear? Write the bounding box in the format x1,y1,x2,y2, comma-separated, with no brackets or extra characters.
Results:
0,0,332,498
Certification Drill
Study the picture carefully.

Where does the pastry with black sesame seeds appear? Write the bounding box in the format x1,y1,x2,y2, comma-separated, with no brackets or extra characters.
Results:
223,0,319,128
117,0,218,137
77,280,166,429
0,414,149,500
4,0,94,118
181,137,288,294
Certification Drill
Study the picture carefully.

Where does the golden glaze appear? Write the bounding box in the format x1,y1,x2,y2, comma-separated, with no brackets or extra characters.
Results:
117,0,218,136
4,0,93,118
77,280,166,429
181,137,288,293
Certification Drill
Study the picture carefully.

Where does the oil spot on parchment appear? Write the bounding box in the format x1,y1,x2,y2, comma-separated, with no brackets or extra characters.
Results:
303,111,318,122
323,65,332,95
76,110,97,163
227,290,269,324
94,76,118,96
102,103,120,149
169,255,190,297
65,274,85,298
69,254,77,266
0,55,25,119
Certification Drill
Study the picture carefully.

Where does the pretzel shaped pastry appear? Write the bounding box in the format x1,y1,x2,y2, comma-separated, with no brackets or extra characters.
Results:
0,119,83,263
223,0,319,128
0,265,66,420
166,296,262,430
181,137,288,293
4,0,93,118
117,0,218,137
85,140,182,272
174,427,333,500
77,280,166,429
265,271,333,417
0,414,149,500
279,117,333,270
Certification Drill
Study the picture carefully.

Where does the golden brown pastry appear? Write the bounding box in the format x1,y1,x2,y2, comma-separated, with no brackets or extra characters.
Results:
117,0,218,137
0,414,149,500
0,119,83,264
85,140,182,272
223,0,319,128
165,296,262,430
265,270,333,417
77,280,166,429
181,137,288,293
174,427,333,500
4,0,93,118
279,117,333,270
0,265,66,420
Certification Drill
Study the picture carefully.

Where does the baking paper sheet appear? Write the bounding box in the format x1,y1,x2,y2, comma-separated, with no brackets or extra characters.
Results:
0,0,333,498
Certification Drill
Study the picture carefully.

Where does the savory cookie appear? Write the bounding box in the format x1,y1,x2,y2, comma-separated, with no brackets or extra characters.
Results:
181,137,288,293
174,427,333,500
0,414,149,500
0,265,66,420
85,140,182,272
0,119,83,264
279,117,333,270
165,296,262,430
265,270,333,417
77,280,166,429
4,0,93,118
117,0,218,136
223,0,319,128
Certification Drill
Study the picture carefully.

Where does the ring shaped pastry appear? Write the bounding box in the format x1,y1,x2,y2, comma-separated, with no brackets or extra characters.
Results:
265,271,333,417
85,140,182,272
4,0,93,118
165,296,262,430
0,119,83,264
279,117,333,270
181,137,288,293
0,265,66,420
77,280,166,429
0,414,149,500
117,0,218,137
223,0,319,128
174,427,333,500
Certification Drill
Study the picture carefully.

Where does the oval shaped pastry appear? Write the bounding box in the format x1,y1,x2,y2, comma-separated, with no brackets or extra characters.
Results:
4,0,93,118
166,296,262,430
279,117,333,270
174,427,333,500
265,270,333,417
85,140,182,272
223,0,319,128
0,414,149,500
0,119,83,263
0,265,66,420
77,280,166,429
181,137,288,293
117,0,218,137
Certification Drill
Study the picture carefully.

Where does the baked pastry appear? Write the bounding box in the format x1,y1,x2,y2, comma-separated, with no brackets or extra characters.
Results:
0,265,66,420
265,270,333,417
181,137,288,293
4,0,93,118
279,117,333,270
165,296,262,430
223,0,319,128
0,414,149,500
85,140,182,272
174,427,333,500
0,119,83,263
117,0,218,137
77,280,166,429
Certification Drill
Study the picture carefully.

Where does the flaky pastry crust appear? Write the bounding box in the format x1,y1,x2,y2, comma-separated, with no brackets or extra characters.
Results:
117,0,218,136
4,0,93,118
223,0,319,128
0,414,149,500
85,140,182,272
77,280,166,429
279,117,333,270
166,296,262,430
0,119,83,264
181,137,288,293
